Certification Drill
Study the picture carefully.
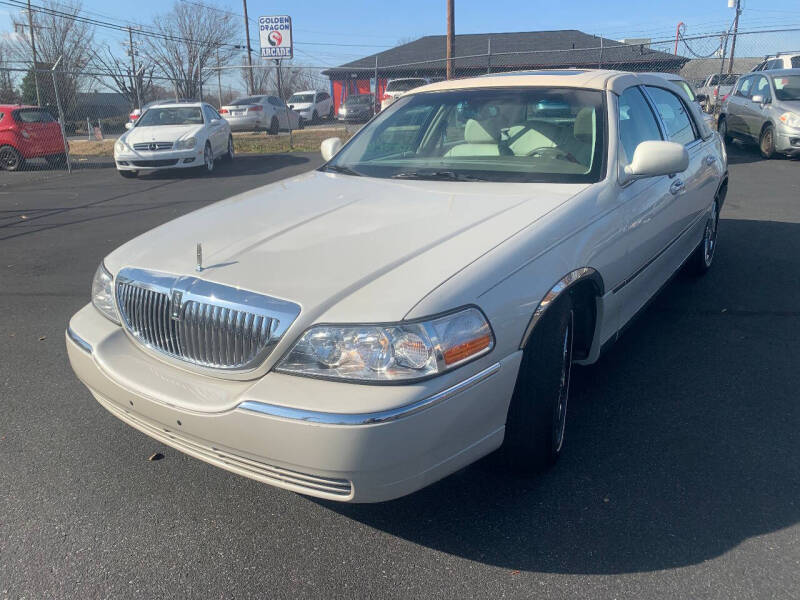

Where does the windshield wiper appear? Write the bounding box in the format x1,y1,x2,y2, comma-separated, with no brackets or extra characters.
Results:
389,170,487,182
322,164,362,177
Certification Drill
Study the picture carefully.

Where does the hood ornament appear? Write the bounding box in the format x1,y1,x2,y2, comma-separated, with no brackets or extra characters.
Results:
196,243,203,272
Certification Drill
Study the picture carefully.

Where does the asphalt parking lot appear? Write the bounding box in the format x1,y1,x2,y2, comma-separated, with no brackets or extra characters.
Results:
2,145,799,599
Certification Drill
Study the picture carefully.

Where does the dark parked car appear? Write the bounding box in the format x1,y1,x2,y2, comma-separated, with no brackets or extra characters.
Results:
0,105,68,171
337,94,377,122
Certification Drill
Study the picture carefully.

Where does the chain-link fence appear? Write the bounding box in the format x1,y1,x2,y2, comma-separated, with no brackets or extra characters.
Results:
1,27,798,173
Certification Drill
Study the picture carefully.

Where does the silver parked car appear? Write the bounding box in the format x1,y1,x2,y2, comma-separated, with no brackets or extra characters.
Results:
220,95,301,134
718,69,800,158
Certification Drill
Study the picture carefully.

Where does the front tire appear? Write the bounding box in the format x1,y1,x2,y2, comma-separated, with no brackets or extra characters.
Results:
688,198,719,275
717,116,730,143
312,110,319,124
200,142,214,174
0,145,24,171
759,124,776,159
502,294,574,473
327,106,334,121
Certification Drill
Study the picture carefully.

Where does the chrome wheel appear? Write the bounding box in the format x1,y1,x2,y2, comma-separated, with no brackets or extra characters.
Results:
703,200,719,267
552,311,574,453
204,144,214,173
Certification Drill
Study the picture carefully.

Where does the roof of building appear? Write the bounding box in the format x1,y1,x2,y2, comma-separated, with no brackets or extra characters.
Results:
679,57,763,81
322,30,688,77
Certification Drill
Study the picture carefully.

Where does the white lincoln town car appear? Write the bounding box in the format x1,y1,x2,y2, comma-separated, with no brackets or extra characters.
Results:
67,70,727,502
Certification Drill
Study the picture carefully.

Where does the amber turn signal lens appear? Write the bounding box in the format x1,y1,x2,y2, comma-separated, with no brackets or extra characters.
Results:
443,334,492,366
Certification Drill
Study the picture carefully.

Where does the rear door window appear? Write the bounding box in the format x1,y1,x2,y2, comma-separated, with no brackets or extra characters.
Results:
14,109,56,123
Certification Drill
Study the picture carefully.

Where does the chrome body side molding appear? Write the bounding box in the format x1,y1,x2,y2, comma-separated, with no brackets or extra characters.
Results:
67,327,93,354
238,362,501,425
519,267,602,349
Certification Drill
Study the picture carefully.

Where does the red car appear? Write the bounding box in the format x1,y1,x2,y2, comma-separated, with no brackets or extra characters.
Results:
0,105,68,171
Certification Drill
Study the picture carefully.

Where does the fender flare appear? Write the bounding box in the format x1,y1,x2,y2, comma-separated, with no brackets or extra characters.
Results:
519,267,604,349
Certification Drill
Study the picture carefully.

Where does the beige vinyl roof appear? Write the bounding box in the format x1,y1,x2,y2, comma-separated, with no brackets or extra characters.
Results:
408,69,664,95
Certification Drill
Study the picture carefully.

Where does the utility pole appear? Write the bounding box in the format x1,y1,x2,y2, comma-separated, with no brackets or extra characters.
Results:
728,0,742,74
26,0,41,106
127,27,140,110
446,0,455,79
242,0,255,95
216,47,223,109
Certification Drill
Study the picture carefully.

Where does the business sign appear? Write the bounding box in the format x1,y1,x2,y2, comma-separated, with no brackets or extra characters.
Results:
259,15,292,59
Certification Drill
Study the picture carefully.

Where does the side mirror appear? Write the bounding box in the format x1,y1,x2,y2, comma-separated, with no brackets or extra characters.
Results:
623,140,689,181
210,118,221,125
695,93,707,102
124,122,133,130
320,137,343,161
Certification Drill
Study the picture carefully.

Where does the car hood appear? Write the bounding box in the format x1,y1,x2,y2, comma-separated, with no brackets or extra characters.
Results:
123,124,203,145
105,171,588,324
777,100,800,113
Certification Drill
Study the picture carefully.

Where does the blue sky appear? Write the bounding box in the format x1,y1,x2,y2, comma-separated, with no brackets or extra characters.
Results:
3,0,800,93
5,0,800,66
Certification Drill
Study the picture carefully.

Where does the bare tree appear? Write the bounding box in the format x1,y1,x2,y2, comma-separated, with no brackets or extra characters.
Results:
10,0,95,112
143,2,237,99
0,39,20,103
279,65,326,99
242,63,273,95
89,45,155,109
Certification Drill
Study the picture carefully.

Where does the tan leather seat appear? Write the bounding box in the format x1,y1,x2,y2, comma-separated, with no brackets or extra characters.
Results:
443,118,503,157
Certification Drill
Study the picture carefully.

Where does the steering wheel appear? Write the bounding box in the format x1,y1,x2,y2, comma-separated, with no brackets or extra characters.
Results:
526,146,579,164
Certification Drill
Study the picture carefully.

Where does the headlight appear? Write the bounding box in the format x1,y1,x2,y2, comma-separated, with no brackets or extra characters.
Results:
276,307,493,382
175,137,197,150
779,112,800,129
114,140,125,154
91,263,119,324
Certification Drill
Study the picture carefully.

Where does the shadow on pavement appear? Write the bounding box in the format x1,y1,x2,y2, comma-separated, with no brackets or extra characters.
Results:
319,217,800,575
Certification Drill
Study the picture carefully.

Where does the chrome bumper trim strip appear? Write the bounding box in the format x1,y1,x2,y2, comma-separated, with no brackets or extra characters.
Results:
67,327,93,354
238,362,501,426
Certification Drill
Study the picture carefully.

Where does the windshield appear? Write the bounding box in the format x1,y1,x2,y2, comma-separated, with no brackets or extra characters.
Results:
230,96,264,106
772,75,800,101
345,95,373,105
709,74,739,86
137,107,204,126
323,88,605,183
386,79,427,92
289,94,315,104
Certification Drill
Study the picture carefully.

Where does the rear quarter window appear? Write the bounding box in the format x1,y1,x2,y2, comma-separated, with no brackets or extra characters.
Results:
13,109,57,123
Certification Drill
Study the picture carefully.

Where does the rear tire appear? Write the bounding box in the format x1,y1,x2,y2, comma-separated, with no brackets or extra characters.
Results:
502,294,574,473
268,117,279,135
0,145,24,171
759,124,776,159
223,135,234,162
118,170,138,179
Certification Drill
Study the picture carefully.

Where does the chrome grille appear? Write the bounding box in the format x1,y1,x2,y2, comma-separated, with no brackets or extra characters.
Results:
114,268,301,372
133,141,173,151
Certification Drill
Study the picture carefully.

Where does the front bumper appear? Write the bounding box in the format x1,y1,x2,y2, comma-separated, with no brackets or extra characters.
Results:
66,303,520,502
775,124,800,156
115,148,203,171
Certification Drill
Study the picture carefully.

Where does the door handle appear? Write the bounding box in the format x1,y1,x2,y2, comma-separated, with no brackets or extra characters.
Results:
669,179,685,195
704,155,716,166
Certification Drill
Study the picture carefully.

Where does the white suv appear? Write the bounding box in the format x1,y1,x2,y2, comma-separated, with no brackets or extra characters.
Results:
752,52,800,71
287,90,333,124
380,78,430,111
